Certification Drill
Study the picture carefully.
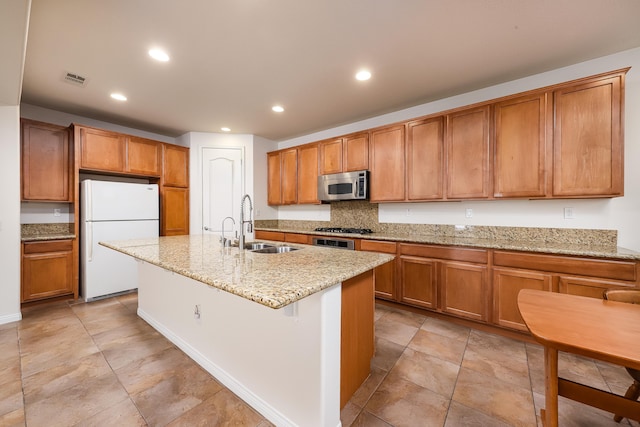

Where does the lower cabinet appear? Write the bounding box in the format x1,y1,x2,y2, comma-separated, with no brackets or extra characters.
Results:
22,240,74,302
255,230,285,241
360,240,397,301
441,261,488,322
399,256,437,309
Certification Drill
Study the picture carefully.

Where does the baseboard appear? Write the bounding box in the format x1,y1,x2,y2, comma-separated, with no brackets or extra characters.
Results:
0,311,22,325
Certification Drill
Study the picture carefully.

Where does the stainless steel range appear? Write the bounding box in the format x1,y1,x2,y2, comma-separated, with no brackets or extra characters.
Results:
311,227,374,250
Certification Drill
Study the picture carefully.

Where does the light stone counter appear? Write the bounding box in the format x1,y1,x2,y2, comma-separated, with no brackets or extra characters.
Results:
100,234,394,309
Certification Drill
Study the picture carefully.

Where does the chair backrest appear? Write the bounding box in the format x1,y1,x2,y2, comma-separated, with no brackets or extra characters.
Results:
603,289,640,305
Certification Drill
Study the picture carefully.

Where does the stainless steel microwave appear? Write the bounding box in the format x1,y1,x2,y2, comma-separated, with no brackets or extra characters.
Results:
317,170,369,202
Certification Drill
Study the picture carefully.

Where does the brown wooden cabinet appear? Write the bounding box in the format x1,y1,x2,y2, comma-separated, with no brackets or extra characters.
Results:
343,133,369,172
297,144,319,204
319,138,343,175
267,148,297,205
127,137,161,176
407,117,444,200
399,255,437,309
78,126,126,173
441,261,488,322
552,72,624,197
446,106,490,199
255,230,286,241
493,93,549,198
160,187,189,236
21,240,74,302
360,240,397,300
162,144,189,187
21,119,72,202
369,124,406,202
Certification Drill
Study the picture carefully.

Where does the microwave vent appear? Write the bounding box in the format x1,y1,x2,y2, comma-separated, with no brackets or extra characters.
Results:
63,71,88,87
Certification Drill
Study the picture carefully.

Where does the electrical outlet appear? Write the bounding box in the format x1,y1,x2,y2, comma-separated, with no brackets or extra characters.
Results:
53,208,61,217
406,208,411,216
465,208,473,218
564,207,575,219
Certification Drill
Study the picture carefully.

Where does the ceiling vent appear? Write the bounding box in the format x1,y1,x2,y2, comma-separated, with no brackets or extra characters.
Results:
63,71,88,87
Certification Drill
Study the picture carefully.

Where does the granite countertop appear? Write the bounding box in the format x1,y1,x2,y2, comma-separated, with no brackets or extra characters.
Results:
21,223,76,242
22,232,76,242
100,234,394,309
255,227,640,260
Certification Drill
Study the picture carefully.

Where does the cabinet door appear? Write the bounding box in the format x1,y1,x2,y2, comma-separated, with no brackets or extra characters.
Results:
493,267,552,331
446,106,490,199
297,144,319,204
344,133,369,172
267,152,282,205
441,261,488,322
79,126,126,172
162,144,189,187
255,230,285,241
559,276,637,299
370,125,406,202
319,138,343,175
399,256,437,309
494,93,548,198
22,240,74,302
553,73,624,197
21,120,71,202
281,148,298,205
284,233,310,244
407,117,444,200
127,137,161,176
161,187,189,236
361,240,397,300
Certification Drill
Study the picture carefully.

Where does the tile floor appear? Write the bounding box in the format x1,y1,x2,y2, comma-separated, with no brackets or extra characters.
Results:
0,293,638,426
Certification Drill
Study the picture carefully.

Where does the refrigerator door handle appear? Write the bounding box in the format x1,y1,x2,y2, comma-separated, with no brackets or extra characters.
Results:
86,222,93,262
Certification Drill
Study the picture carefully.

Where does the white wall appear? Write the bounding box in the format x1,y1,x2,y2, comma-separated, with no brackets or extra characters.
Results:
0,106,23,323
277,47,640,251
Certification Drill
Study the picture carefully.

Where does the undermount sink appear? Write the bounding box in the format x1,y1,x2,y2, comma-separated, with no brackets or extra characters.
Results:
251,246,300,254
244,242,274,250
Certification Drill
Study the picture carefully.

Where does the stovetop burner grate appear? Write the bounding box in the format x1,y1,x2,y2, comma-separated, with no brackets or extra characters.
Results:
314,227,373,235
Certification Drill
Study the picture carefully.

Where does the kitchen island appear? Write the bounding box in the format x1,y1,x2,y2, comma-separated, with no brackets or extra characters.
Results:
101,234,394,427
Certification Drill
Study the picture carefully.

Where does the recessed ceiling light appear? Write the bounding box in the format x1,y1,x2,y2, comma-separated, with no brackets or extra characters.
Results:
272,105,284,113
221,127,231,132
355,70,372,81
148,49,170,62
110,93,127,101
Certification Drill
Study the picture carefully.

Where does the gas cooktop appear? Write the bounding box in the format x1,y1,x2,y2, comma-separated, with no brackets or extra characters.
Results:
314,227,373,235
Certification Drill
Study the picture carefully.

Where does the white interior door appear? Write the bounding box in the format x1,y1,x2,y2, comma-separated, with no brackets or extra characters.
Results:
202,147,243,236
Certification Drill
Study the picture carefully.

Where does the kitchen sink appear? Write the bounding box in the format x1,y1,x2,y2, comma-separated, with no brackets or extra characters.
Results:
251,246,300,254
244,242,274,250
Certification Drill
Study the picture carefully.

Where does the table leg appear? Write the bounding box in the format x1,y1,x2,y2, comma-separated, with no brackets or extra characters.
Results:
544,347,559,427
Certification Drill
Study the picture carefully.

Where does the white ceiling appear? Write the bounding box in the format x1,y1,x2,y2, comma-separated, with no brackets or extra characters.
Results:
13,0,640,141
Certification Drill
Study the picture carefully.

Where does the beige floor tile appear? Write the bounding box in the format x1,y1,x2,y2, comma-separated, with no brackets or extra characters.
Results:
131,363,224,426
445,401,513,427
532,392,632,427
100,330,175,371
351,410,393,426
20,332,101,378
73,397,146,427
371,336,405,372
467,329,527,361
462,342,531,390
341,401,363,427
0,379,23,419
349,366,388,408
375,317,419,347
409,328,467,364
391,347,460,398
22,351,113,405
166,388,266,426
91,317,160,350
379,308,426,329
421,317,471,342
452,366,537,427
25,372,129,426
0,361,21,389
0,407,25,427
365,371,450,427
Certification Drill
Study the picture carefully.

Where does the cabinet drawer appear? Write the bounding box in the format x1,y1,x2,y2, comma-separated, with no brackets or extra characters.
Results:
23,240,73,254
255,230,285,242
493,251,637,281
284,233,310,244
399,243,487,264
559,276,637,299
361,240,396,254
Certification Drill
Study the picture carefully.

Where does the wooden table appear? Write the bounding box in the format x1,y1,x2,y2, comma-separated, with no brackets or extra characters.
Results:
517,289,640,426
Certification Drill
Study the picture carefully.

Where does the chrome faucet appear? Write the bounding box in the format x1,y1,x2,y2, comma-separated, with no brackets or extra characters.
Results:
239,194,253,250
220,216,236,247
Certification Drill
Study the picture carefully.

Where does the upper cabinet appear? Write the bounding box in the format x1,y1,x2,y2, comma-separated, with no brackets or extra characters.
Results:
267,148,298,205
297,143,320,204
21,119,72,202
493,93,549,198
162,144,189,187
552,73,624,197
319,132,369,175
370,124,406,202
406,117,444,201
128,136,161,176
446,106,490,199
78,126,126,173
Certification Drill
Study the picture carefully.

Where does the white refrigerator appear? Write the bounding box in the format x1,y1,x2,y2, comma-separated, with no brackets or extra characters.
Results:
81,180,159,302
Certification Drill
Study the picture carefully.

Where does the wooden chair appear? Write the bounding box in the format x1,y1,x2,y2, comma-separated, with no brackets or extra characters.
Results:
603,289,640,423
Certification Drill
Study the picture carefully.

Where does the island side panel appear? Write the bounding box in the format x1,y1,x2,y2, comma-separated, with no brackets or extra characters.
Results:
136,262,342,427
341,269,375,408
